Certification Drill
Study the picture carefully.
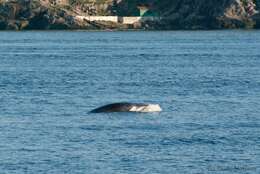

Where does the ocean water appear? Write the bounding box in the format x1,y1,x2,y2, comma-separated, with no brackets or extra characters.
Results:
0,31,260,174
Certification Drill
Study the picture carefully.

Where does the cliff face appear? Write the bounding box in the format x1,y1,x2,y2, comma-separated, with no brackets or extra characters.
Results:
0,1,86,30
151,0,259,29
0,0,259,30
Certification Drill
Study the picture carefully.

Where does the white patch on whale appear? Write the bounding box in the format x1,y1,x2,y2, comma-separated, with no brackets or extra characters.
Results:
129,104,162,112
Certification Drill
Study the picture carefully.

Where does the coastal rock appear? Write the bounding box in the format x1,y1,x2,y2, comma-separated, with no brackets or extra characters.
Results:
0,0,86,30
0,0,259,30
154,0,259,29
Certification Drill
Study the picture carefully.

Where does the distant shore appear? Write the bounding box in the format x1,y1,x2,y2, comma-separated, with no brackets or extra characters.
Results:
1,0,260,30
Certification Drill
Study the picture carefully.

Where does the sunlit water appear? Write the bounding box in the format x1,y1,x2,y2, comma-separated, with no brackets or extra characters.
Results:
0,31,260,173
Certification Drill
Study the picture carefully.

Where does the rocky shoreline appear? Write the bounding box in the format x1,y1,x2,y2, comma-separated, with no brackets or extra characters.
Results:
0,0,260,30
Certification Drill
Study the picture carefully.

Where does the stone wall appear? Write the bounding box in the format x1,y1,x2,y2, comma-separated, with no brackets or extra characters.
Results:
76,15,160,24
76,16,119,23
121,17,141,24
122,17,160,24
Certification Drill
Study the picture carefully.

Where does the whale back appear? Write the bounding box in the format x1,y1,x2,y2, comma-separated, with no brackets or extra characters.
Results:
90,103,161,113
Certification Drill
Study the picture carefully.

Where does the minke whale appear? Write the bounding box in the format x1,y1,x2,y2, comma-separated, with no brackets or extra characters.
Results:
90,103,162,113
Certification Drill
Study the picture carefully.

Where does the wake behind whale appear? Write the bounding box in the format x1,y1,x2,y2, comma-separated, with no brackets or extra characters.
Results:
90,102,162,113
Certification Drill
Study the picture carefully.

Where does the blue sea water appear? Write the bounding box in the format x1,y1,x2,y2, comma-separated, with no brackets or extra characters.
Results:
0,31,260,174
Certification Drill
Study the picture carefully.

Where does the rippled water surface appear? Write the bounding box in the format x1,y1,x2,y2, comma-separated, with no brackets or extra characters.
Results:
0,31,260,173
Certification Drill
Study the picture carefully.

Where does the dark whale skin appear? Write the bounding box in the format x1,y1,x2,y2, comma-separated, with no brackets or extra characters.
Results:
90,103,149,113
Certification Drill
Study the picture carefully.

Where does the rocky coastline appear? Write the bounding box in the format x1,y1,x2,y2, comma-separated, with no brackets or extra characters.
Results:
0,0,260,30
